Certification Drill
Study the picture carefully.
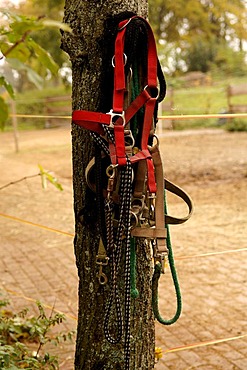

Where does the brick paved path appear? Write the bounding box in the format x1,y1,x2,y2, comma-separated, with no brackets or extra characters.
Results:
0,128,246,369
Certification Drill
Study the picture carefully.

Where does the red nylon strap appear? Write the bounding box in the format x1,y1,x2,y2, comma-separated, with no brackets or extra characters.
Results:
141,97,157,149
137,16,157,87
109,141,117,165
112,20,128,113
72,16,158,181
134,97,157,193
114,125,126,166
72,110,111,135
130,149,152,163
121,89,150,124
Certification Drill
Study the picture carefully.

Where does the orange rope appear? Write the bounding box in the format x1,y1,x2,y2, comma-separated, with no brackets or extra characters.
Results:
176,247,247,260
158,113,247,120
3,287,246,354
165,333,247,354
3,287,247,354
9,114,71,119
0,212,74,237
2,287,77,321
9,112,247,120
1,212,247,259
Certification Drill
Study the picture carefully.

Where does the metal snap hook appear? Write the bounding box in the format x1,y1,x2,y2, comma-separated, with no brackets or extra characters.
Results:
106,164,118,178
97,271,108,285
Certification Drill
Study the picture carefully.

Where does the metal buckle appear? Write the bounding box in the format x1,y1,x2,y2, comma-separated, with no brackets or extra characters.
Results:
107,109,126,128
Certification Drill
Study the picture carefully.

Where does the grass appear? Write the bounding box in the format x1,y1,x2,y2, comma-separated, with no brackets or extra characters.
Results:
5,85,71,131
4,75,247,131
161,75,247,129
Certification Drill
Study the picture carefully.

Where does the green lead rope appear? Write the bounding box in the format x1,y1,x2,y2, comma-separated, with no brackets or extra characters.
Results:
130,237,139,299
129,51,181,323
152,190,182,325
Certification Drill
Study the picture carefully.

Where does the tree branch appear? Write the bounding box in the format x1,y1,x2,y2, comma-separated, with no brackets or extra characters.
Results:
0,173,40,190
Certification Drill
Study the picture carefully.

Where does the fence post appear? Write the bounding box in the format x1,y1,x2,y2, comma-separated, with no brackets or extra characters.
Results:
10,99,19,153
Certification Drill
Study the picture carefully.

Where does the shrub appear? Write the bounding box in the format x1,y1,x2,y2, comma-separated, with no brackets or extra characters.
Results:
225,119,247,132
0,294,75,369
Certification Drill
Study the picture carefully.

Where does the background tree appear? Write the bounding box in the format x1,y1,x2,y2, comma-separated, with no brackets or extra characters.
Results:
0,9,70,126
61,1,161,369
15,0,68,68
149,0,247,74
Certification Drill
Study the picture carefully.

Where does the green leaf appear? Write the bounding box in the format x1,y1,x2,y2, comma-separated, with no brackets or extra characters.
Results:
6,58,44,89
27,40,59,75
0,76,15,99
38,165,63,191
10,19,43,35
41,19,72,33
0,42,31,62
6,57,29,70
0,97,9,130
26,68,44,90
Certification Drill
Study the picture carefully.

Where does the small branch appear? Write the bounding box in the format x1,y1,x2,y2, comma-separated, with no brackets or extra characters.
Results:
35,299,57,358
0,173,40,190
3,30,31,58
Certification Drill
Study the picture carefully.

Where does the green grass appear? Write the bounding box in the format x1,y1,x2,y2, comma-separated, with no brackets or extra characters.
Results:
5,85,71,131
3,75,247,132
161,75,247,130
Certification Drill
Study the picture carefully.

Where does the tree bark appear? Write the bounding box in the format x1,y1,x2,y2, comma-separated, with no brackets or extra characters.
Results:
62,1,156,369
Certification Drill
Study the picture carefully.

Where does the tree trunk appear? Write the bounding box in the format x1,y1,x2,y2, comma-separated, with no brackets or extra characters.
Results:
62,1,156,369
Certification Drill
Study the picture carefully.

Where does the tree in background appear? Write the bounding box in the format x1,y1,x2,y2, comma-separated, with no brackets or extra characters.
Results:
4,0,247,77
14,0,68,68
149,0,247,74
0,7,70,125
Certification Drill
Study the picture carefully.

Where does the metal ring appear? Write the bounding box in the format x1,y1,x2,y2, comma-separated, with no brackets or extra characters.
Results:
144,85,160,99
112,53,127,68
153,134,160,147
130,211,139,229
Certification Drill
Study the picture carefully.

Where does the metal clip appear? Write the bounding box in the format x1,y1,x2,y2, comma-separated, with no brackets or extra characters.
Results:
154,251,168,274
96,255,109,285
106,164,118,200
107,109,125,128
147,194,156,221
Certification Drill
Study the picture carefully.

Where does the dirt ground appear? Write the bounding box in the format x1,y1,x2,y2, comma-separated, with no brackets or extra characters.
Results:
0,125,247,369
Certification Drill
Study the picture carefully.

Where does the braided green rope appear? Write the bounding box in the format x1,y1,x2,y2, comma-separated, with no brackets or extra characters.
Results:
152,190,182,325
130,237,139,299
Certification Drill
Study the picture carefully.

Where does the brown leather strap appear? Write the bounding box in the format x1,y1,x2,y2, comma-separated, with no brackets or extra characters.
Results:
131,227,167,238
150,145,167,252
131,144,193,253
133,160,147,198
131,144,167,252
150,144,193,226
164,179,193,225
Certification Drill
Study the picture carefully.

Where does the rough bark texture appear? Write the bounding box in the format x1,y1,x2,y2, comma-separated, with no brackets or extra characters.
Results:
62,1,155,369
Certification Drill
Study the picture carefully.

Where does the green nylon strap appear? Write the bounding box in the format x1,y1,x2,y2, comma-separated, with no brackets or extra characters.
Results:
152,190,182,325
